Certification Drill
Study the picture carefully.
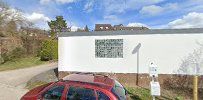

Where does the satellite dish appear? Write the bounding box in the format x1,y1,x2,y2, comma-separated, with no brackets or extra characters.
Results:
132,43,141,54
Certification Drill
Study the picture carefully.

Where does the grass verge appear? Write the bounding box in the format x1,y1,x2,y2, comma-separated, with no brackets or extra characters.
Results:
26,81,48,90
126,87,184,100
0,57,48,71
126,87,152,100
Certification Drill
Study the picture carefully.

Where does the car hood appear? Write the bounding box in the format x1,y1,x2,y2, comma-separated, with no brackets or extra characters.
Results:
21,83,52,99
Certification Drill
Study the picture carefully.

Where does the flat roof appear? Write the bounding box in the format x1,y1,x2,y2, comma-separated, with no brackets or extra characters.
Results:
59,28,203,37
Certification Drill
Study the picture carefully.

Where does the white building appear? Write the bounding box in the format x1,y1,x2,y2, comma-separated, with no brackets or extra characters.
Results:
58,28,203,75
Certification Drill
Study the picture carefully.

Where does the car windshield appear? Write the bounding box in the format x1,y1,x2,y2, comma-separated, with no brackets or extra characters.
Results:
111,80,126,100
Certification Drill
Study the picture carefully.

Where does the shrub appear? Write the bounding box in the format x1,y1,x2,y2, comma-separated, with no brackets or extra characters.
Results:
52,40,58,59
1,47,26,63
175,96,184,100
10,47,26,60
1,53,9,63
40,39,58,61
21,35,44,56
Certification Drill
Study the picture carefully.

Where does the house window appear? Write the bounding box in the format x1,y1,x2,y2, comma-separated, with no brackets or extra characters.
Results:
95,39,123,58
106,27,109,29
100,27,103,29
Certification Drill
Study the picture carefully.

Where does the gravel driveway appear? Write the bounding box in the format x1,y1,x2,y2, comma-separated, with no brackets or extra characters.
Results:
0,63,57,100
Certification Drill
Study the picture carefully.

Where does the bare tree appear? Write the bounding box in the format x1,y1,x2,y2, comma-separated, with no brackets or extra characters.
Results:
0,1,33,37
164,42,203,90
177,43,203,75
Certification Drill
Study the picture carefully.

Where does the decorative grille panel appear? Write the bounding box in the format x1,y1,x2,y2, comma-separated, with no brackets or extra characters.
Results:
95,39,123,58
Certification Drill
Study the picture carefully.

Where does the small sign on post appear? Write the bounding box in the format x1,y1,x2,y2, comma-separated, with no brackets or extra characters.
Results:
149,63,158,77
149,63,160,100
150,82,160,96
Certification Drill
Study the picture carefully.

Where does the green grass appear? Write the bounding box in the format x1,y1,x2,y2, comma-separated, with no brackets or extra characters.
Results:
126,87,152,100
0,57,48,71
126,87,184,100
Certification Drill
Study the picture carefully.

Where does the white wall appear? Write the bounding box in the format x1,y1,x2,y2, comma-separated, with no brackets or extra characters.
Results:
58,34,203,75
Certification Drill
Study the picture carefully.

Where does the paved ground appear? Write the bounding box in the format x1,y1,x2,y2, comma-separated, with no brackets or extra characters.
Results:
0,63,57,100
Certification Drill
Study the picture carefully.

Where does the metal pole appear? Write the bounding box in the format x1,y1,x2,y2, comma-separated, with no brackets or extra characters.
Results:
193,63,198,100
193,75,198,100
132,43,141,86
136,50,139,86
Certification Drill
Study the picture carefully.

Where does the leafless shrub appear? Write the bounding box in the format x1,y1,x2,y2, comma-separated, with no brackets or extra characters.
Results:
163,42,203,92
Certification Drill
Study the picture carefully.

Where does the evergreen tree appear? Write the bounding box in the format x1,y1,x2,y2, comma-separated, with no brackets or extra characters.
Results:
48,16,67,37
84,25,89,32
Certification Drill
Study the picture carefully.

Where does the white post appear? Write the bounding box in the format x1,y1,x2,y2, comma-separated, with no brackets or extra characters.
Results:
152,75,155,100
149,63,160,100
152,96,155,100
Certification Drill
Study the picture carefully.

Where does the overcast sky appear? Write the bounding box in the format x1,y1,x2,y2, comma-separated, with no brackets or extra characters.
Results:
3,0,203,30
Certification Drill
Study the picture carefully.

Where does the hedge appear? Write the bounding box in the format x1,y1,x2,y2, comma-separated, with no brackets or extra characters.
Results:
40,39,58,61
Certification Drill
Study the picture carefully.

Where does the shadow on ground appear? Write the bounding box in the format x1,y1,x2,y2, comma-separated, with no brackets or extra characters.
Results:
26,68,58,89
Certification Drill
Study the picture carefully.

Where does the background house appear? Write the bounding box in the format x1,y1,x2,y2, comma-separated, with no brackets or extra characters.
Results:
95,24,114,31
95,24,148,31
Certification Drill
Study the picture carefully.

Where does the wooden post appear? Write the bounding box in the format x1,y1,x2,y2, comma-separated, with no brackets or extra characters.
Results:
193,75,198,100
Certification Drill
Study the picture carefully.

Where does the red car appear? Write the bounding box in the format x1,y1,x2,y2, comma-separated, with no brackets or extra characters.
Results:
21,73,127,100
